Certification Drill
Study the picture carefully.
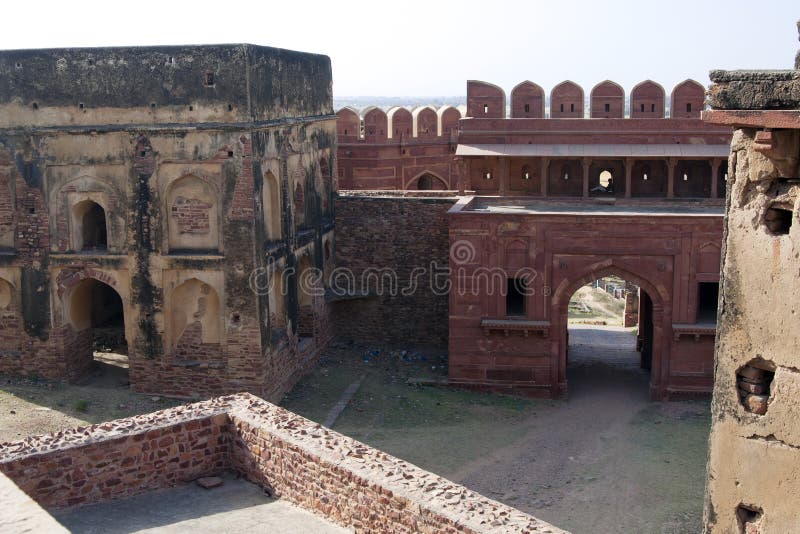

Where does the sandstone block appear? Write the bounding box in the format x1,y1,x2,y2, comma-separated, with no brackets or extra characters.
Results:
744,394,769,415
195,476,224,489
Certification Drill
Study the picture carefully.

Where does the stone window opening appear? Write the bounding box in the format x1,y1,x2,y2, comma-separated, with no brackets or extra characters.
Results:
560,103,564,113
651,103,655,112
524,103,530,113
204,72,214,86
296,257,316,342
686,103,692,113
604,103,610,113
736,504,763,533
570,103,575,112
737,360,775,415
73,200,108,252
696,282,719,323
764,206,793,235
506,278,526,317
640,104,645,113
483,104,489,114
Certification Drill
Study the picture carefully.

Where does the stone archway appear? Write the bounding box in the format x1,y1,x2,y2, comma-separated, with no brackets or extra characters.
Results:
551,261,668,400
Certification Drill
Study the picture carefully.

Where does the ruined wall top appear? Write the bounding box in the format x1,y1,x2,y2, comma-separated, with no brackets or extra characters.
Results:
0,44,333,127
708,21,800,110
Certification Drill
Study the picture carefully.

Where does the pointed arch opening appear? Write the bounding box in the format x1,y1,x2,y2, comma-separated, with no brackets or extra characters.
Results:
73,199,108,252
263,170,282,240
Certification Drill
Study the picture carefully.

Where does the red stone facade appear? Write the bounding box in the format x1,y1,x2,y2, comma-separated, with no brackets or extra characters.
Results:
448,198,722,400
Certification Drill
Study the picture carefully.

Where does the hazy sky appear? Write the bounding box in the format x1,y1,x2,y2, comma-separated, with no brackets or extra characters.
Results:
2,0,797,97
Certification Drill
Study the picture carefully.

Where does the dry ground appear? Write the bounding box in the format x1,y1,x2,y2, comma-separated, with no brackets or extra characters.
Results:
0,329,709,533
282,328,709,534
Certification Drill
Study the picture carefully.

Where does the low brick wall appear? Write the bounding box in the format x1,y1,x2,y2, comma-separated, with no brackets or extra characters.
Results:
0,394,566,533
333,194,455,349
0,400,231,509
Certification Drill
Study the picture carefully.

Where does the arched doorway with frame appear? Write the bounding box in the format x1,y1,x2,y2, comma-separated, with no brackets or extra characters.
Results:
550,261,670,400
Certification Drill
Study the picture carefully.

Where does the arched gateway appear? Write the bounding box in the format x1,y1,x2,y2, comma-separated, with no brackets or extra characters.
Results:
447,197,721,401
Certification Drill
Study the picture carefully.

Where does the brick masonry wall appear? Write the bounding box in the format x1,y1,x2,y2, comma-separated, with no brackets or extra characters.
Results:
0,394,564,533
0,400,231,509
333,195,455,349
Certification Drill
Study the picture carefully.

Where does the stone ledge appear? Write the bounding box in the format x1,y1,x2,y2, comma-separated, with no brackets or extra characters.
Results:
702,110,800,129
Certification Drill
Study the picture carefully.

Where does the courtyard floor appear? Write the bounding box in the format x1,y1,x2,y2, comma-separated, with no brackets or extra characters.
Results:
283,326,710,534
0,327,710,533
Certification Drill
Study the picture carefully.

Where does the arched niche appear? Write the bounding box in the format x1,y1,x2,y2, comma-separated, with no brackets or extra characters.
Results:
671,79,705,119
387,107,413,140
168,278,221,352
438,106,462,137
466,80,506,118
413,106,438,139
71,199,108,252
336,107,361,142
166,175,220,253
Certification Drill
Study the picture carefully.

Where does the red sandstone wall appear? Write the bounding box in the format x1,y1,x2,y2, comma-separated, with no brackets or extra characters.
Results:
0,404,230,509
332,194,454,348
448,204,722,399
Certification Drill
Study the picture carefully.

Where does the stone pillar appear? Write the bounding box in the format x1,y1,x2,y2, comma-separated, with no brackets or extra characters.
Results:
667,158,676,199
623,287,639,327
455,157,466,195
582,158,590,198
540,157,549,197
710,158,720,199
499,157,508,196
624,158,633,198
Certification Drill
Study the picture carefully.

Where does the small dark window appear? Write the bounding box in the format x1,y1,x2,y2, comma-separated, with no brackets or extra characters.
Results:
82,202,108,251
697,282,719,323
651,103,655,112
604,103,610,112
150,102,156,109
686,103,692,113
560,103,564,112
765,207,793,235
227,104,233,111
524,103,530,113
32,102,38,110
227,150,234,158
189,105,193,111
79,103,85,110
88,59,94,66
506,278,526,316
14,62,22,69
140,150,146,157
28,207,35,214
570,103,575,112
640,104,645,112
205,72,215,86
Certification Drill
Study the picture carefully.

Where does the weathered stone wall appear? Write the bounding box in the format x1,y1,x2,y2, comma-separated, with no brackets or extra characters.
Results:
332,193,455,349
0,45,336,401
703,31,800,532
0,394,566,533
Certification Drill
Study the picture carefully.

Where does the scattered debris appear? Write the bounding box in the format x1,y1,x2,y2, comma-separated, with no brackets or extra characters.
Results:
195,476,224,489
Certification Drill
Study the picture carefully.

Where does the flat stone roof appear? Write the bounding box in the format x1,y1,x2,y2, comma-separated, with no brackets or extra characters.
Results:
53,474,348,534
456,143,730,158
452,197,724,216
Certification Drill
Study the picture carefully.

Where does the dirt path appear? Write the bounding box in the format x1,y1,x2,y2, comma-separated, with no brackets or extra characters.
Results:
0,360,182,444
451,326,707,533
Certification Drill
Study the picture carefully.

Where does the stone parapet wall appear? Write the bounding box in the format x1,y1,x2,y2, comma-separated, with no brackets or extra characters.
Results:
0,400,231,509
0,393,565,533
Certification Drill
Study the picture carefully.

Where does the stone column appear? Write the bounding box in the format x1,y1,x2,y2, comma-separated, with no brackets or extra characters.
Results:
540,157,549,197
499,157,508,196
710,158,720,199
624,158,633,198
455,157,466,195
582,158,590,198
667,158,676,199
